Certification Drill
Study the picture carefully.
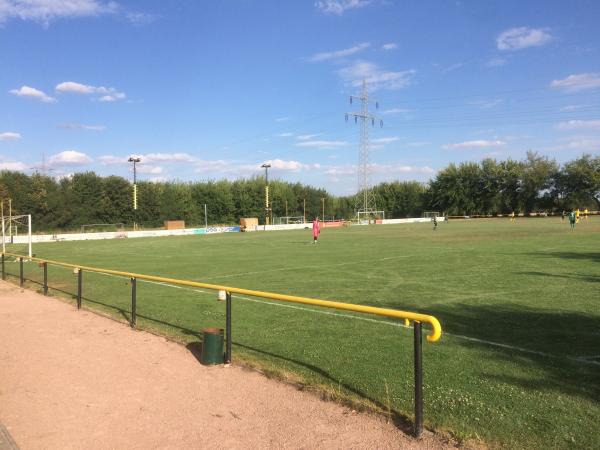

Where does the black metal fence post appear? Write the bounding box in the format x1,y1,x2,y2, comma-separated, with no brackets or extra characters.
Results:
43,262,48,296
19,257,23,287
1,253,5,280
130,277,137,328
225,291,232,364
414,321,423,437
77,269,82,309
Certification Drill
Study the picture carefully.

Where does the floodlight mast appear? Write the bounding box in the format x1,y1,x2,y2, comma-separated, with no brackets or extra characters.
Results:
261,163,271,226
128,156,141,230
346,79,383,218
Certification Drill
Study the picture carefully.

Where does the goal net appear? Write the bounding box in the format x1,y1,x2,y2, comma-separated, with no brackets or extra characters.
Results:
356,210,385,224
1,214,32,258
273,216,305,225
81,223,125,233
423,211,440,218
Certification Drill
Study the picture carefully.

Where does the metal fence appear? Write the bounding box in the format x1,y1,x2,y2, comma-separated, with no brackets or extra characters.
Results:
1,251,442,437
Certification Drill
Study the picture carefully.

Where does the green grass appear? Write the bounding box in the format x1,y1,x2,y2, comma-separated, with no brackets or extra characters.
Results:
4,217,599,448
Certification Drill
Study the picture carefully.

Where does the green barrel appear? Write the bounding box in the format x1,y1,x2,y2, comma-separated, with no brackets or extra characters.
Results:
200,328,224,365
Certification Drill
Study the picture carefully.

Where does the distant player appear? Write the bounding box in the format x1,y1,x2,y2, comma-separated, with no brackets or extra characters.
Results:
568,210,576,229
432,215,438,231
576,208,580,224
510,211,515,222
561,210,565,221
584,208,589,221
312,217,320,244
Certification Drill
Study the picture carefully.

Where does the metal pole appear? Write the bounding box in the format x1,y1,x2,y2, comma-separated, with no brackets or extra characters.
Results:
8,199,12,243
1,253,5,280
303,199,306,223
77,269,82,309
322,198,325,221
225,291,232,364
414,321,424,437
28,214,32,259
1,200,5,254
19,257,23,287
130,277,137,328
43,262,48,295
204,204,208,228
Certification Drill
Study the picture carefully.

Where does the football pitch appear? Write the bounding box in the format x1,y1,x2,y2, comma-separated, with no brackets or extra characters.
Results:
5,217,600,448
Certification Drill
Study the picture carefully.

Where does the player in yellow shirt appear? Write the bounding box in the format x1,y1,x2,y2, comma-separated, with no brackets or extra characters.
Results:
510,211,515,222
576,208,580,224
584,208,589,221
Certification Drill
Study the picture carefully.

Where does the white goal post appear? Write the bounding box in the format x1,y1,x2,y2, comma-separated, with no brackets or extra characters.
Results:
357,210,385,223
1,214,32,258
423,211,440,218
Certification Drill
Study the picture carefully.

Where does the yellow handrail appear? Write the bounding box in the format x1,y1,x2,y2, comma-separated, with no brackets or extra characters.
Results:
2,252,442,342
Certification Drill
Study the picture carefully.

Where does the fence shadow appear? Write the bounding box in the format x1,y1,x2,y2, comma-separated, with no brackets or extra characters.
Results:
389,301,600,404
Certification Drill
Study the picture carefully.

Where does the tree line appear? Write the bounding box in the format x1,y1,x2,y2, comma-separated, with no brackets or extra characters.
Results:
0,152,598,232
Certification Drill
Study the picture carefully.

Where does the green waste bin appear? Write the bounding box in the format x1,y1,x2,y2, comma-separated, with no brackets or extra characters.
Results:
201,328,224,365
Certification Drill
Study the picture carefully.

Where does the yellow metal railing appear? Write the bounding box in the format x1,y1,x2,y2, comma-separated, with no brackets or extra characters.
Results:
1,252,441,342
1,251,442,437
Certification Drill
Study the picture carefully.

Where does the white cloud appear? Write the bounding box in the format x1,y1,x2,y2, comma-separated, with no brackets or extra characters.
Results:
556,120,600,130
315,0,372,15
382,107,411,114
136,165,163,175
0,0,118,25
325,163,434,176
125,11,156,25
407,141,430,147
296,134,322,141
442,140,506,150
440,62,463,73
559,105,588,112
48,150,92,166
9,85,56,102
0,160,27,171
382,43,397,51
143,153,196,163
546,138,600,152
98,93,126,102
98,155,125,165
56,81,126,102
469,99,503,109
307,42,370,62
296,140,347,149
100,153,196,165
0,132,21,141
550,73,600,92
496,27,552,51
486,57,507,67
339,60,415,91
275,117,289,122
277,132,294,137
371,136,400,145
57,123,106,131
261,159,318,172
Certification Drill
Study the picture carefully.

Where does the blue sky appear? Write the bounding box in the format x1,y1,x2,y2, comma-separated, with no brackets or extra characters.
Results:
1,0,599,195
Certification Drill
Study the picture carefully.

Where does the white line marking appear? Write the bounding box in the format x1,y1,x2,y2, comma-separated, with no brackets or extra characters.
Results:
84,270,600,367
200,254,412,280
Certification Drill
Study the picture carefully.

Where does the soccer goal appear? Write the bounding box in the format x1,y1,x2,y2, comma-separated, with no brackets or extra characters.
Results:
1,214,32,258
423,211,440,218
273,216,305,225
357,210,385,224
81,223,125,233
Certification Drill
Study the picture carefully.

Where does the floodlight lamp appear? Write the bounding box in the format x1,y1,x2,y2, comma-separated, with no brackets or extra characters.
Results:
128,156,141,163
261,163,271,169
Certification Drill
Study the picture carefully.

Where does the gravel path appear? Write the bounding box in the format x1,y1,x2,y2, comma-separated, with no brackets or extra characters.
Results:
0,281,450,449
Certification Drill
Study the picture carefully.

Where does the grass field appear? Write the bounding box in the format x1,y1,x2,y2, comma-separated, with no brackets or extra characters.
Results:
4,217,600,448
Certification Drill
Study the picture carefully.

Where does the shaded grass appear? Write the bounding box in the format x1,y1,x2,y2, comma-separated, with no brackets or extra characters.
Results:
4,217,600,448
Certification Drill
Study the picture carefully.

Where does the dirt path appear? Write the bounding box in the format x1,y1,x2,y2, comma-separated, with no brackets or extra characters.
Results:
0,281,450,449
